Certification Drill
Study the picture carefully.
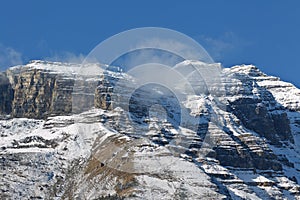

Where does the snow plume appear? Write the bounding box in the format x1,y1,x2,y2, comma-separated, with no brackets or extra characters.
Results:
45,51,86,64
0,44,23,70
199,32,250,60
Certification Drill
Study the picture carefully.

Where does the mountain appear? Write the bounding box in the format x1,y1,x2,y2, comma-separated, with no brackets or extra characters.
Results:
1,60,300,199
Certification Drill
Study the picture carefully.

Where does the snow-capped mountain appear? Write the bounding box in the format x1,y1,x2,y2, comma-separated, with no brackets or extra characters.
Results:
1,60,300,199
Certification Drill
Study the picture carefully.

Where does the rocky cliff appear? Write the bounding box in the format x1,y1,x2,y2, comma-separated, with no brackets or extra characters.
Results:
1,60,300,199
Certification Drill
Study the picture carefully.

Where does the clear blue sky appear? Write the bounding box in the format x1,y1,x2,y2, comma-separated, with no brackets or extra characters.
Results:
1,0,300,86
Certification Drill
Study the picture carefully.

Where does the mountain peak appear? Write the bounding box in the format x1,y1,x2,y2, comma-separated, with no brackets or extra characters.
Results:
227,64,267,77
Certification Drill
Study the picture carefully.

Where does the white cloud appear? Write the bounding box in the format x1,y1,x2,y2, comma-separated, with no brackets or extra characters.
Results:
135,38,213,63
45,51,86,64
0,43,86,72
0,44,23,70
199,32,250,60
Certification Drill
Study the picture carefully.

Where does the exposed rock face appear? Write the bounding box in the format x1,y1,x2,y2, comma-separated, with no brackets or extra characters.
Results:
0,61,122,118
0,72,13,116
3,62,75,118
224,66,293,145
94,77,114,110
1,60,300,199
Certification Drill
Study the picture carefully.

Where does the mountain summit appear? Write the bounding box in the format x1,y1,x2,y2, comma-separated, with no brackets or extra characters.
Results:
1,60,300,199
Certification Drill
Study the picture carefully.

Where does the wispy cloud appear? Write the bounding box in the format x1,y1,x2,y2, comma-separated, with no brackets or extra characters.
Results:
0,44,23,70
135,38,213,63
45,51,86,64
0,41,87,72
199,32,251,61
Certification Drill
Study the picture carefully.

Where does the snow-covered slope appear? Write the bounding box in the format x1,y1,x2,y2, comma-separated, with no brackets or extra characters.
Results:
1,61,300,199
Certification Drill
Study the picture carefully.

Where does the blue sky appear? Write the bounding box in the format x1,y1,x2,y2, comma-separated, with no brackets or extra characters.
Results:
1,0,300,86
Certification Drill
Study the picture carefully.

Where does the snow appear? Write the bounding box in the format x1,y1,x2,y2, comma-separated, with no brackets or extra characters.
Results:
252,175,274,183
228,186,261,200
202,163,230,175
2,60,300,199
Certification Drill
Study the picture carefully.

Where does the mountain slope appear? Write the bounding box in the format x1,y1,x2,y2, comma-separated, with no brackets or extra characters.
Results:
0,60,300,199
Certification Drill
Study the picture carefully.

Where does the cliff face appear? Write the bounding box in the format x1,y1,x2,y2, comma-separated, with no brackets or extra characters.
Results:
0,72,14,116
1,60,300,199
2,62,74,118
224,66,293,145
0,61,119,118
0,61,293,145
